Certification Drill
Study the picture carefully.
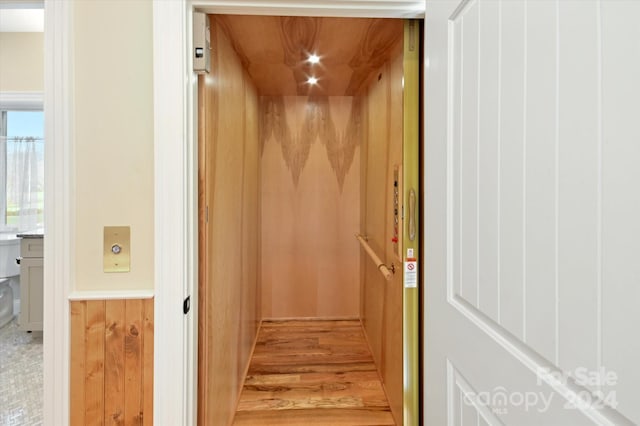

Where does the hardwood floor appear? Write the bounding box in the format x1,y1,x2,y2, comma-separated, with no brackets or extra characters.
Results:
233,320,396,425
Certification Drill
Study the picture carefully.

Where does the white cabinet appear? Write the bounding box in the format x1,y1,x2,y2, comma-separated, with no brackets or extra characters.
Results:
19,238,43,331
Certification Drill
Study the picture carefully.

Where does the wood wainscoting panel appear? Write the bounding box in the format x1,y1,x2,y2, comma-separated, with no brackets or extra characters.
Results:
104,300,126,424
86,300,106,422
70,298,154,426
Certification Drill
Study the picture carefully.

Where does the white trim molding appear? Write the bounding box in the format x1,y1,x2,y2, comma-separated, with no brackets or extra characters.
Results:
446,295,632,425
43,0,73,425
68,289,154,301
0,92,44,110
192,0,425,17
153,1,192,425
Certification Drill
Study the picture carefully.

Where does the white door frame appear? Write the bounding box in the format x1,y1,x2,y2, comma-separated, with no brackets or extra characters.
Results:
44,2,426,426
155,2,429,424
43,0,73,424
153,1,426,424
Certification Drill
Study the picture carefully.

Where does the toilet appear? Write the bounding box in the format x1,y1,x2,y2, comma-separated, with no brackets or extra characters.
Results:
0,233,20,328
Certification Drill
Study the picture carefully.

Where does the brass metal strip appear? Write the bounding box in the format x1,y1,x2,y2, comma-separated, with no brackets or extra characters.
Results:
402,18,421,426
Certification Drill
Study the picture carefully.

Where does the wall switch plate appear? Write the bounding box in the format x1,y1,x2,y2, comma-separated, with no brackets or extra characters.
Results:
104,226,130,273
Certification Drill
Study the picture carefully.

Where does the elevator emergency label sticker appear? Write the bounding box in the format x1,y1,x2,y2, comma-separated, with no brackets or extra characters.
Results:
404,260,418,288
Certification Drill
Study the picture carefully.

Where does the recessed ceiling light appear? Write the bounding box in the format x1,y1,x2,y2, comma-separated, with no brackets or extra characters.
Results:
307,77,318,85
308,54,320,64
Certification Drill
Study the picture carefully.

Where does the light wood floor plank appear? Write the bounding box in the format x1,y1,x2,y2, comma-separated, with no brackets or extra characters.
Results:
233,319,396,425
233,408,396,425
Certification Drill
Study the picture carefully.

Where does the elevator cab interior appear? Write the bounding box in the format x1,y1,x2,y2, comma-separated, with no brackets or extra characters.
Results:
197,14,422,425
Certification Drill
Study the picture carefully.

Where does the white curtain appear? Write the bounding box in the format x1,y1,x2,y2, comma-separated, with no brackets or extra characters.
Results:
6,136,43,231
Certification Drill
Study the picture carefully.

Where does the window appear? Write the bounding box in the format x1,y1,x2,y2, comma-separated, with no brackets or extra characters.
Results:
0,110,44,231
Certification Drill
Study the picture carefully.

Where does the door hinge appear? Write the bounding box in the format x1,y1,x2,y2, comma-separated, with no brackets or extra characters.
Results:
183,296,191,315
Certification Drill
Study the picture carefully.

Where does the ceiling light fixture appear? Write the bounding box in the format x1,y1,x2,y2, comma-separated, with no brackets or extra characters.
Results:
308,54,320,64
307,76,318,85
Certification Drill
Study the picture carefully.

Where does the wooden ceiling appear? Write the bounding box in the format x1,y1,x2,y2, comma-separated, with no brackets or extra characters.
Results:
212,15,404,96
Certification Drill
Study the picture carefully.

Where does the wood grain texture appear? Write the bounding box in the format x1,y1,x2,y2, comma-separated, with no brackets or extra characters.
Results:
105,300,125,424
197,71,210,426
196,14,407,424
212,15,403,96
234,408,394,425
233,320,395,425
70,299,153,426
70,301,87,426
360,51,405,425
124,299,144,425
142,299,154,426
260,96,361,319
85,300,106,425
240,76,262,383
198,21,261,426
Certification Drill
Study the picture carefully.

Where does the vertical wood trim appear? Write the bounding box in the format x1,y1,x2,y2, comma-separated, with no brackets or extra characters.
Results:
360,92,369,320
70,301,87,426
237,71,247,383
85,301,106,426
142,298,154,426
124,299,144,425
105,300,126,424
197,73,209,426
381,60,392,380
70,299,153,425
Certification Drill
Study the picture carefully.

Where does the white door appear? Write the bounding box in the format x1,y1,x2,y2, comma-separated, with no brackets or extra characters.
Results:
424,0,640,424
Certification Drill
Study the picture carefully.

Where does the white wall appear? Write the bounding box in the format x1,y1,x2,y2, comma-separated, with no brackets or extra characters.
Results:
0,32,43,92
73,0,154,291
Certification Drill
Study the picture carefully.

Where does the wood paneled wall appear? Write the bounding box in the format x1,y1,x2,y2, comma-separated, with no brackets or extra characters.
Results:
212,16,403,96
360,47,404,424
198,18,261,426
260,95,361,319
70,298,154,426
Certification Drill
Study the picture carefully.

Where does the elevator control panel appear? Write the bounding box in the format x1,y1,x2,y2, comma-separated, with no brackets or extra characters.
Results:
393,165,401,259
104,226,131,273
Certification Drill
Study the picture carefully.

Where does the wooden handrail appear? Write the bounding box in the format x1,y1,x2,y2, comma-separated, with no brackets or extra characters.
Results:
355,234,394,281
